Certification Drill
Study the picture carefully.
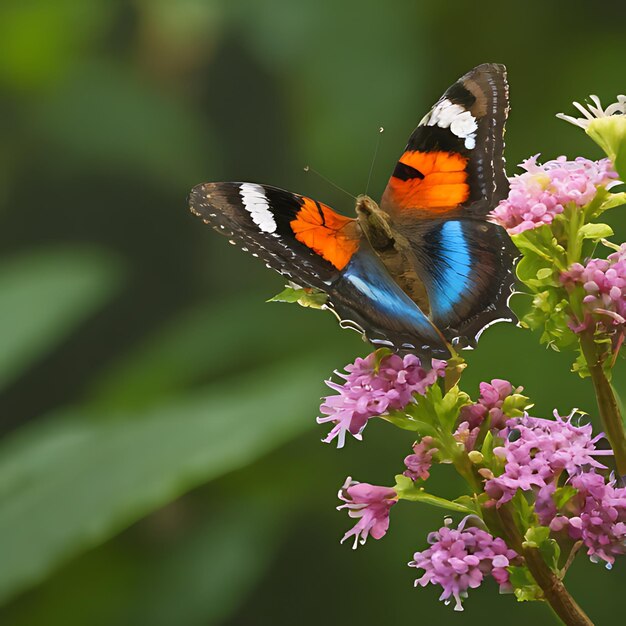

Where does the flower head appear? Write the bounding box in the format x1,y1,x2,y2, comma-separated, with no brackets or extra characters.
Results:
459,379,518,430
542,472,626,567
561,244,626,339
454,380,526,452
557,95,626,131
557,96,626,180
490,155,618,235
337,477,397,548
318,351,446,447
404,436,438,481
410,520,518,611
485,412,611,506
453,421,480,452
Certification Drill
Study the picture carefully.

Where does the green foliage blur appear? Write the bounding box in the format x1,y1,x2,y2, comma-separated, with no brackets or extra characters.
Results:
0,1,625,624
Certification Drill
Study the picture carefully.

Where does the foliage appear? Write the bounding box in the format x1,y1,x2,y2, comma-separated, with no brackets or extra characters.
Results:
2,2,626,626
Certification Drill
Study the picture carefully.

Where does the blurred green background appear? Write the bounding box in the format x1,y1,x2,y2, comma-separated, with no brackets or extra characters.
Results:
0,1,625,624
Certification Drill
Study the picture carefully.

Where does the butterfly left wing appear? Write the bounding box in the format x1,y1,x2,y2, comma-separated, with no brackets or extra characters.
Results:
189,182,450,354
379,63,516,346
189,182,360,290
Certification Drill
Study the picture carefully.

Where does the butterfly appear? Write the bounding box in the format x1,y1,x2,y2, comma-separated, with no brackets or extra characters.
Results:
189,63,516,357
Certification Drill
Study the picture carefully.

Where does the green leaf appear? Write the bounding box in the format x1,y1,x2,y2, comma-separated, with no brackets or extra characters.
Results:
372,347,394,372
539,539,561,572
405,384,443,425
524,527,561,571
393,475,475,513
536,267,553,280
578,222,614,241
437,386,472,432
511,226,566,269
522,290,578,352
0,355,332,604
512,491,535,528
515,252,555,288
597,191,626,213
554,485,578,509
382,411,437,435
393,385,470,445
0,247,123,391
452,495,482,515
508,566,543,602
523,526,550,548
268,285,328,309
481,430,495,464
501,392,532,417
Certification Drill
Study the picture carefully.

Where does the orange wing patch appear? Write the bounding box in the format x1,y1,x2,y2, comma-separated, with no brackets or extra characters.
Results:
385,150,469,212
290,198,359,270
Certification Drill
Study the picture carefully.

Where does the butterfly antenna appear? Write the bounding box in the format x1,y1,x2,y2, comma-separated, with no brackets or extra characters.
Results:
303,165,356,200
365,126,384,196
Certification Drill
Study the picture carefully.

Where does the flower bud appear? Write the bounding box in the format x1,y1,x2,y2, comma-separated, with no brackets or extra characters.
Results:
587,116,626,180
468,450,484,464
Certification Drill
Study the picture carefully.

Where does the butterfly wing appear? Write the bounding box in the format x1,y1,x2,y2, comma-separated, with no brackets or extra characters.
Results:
379,63,516,346
189,182,449,354
189,182,359,289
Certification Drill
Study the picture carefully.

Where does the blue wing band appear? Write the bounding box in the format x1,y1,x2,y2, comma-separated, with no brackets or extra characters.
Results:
329,241,448,354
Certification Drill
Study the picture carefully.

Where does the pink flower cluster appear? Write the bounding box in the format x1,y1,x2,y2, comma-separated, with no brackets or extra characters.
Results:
485,413,611,506
459,379,516,431
561,244,626,336
453,379,521,451
409,522,518,611
318,352,446,448
537,473,626,567
337,478,397,548
490,155,618,235
404,436,438,481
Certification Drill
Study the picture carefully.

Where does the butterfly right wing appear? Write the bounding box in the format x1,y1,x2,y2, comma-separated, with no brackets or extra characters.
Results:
189,182,449,354
378,64,515,346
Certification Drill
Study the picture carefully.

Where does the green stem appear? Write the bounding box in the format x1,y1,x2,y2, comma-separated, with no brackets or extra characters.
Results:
497,506,594,626
566,205,583,266
443,355,466,393
579,332,626,476
453,453,481,494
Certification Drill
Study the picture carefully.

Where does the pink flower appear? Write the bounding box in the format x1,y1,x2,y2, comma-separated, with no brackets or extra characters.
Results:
459,379,517,431
337,478,397,548
561,244,626,341
542,472,626,567
453,421,480,452
410,521,518,611
490,155,618,235
485,412,611,506
318,351,446,447
404,437,438,481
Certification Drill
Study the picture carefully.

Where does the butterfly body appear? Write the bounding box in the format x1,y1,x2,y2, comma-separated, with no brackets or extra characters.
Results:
355,194,432,315
189,64,517,357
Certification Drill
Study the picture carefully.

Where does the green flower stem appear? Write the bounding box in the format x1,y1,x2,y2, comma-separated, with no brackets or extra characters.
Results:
579,332,626,476
443,356,466,393
497,505,593,626
452,453,482,494
566,206,583,266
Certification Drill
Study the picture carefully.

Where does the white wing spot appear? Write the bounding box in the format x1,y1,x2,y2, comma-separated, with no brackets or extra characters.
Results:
239,183,277,233
425,98,477,150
